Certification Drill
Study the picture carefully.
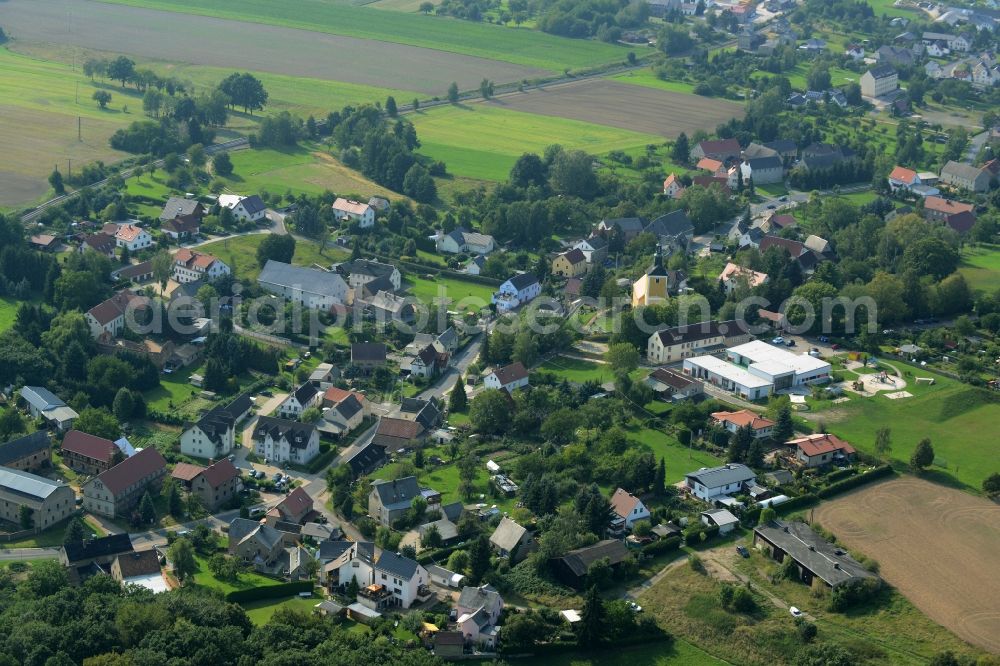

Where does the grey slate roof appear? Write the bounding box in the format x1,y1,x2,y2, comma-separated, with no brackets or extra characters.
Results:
317,540,354,561
293,383,319,406
239,195,267,215
458,584,502,612
653,319,742,347
339,259,397,280
941,160,986,182
603,217,645,234
685,463,756,489
0,431,49,466
490,517,528,552
253,417,316,449
0,466,67,501
558,539,630,577
20,386,66,411
160,197,203,221
645,210,694,238
506,272,539,291
375,550,420,580
372,476,421,511
63,533,134,564
345,442,386,476
441,501,464,522
258,260,346,298
867,64,897,80
755,520,876,587
749,155,784,171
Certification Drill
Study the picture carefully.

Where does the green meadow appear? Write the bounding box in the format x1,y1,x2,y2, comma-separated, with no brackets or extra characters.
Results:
410,105,662,181
959,244,1000,293
0,298,20,333
610,70,698,95
196,234,347,282
96,0,629,71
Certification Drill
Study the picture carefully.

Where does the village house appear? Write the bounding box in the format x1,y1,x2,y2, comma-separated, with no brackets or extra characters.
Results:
161,215,201,241
573,236,609,264
787,433,856,468
0,431,51,473
79,232,117,258
712,409,776,438
690,138,742,162
368,476,425,526
405,344,444,379
111,223,153,253
371,417,424,452
270,487,315,525
551,248,588,278
277,383,322,419
887,165,922,192
60,430,122,476
662,173,684,198
596,217,645,242
324,542,430,610
455,585,503,650
309,363,339,390
251,417,320,465
332,198,375,228
112,260,155,284
701,508,740,535
489,517,532,560
110,549,168,593
646,319,753,365
82,447,167,518
753,519,879,588
85,290,147,339
685,463,757,502
860,65,899,97
218,194,267,223
436,226,496,255
492,273,541,313
228,518,286,569
336,259,402,292
644,367,704,402
172,459,240,510
159,197,205,223
172,249,231,283
399,398,442,432
465,255,486,276
367,291,416,324
179,393,253,459
940,160,993,193
484,361,529,393
719,262,769,294
351,342,388,372
923,195,977,233
552,539,631,589
18,386,78,432
0,467,75,532
609,488,651,531
29,234,60,252
258,260,348,310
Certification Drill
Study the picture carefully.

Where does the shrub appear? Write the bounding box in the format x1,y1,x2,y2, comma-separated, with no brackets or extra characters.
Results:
816,465,893,499
797,619,817,642
641,535,681,556
829,577,882,612
225,580,312,603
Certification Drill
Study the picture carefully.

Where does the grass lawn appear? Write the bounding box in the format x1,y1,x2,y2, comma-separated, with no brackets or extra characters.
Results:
755,183,788,197
536,356,616,384
838,191,879,206
404,274,496,314
814,366,1000,491
96,0,630,71
0,297,19,332
627,427,722,483
0,517,77,549
241,592,323,624
222,146,405,201
190,554,286,595
195,234,348,282
753,63,858,91
609,70,697,95
145,367,204,413
959,244,1000,293
867,0,920,18
410,104,662,181
520,640,725,665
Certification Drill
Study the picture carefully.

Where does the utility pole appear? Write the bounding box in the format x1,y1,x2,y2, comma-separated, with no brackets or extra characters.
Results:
78,117,82,142
76,81,79,104
68,159,72,180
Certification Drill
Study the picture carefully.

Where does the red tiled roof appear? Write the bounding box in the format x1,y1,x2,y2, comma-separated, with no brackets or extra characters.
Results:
697,138,741,156
490,362,528,386
115,224,146,242
277,487,312,518
924,196,973,215
171,462,206,482
711,410,775,431
889,166,918,183
323,387,365,407
610,488,641,520
200,459,239,488
759,235,807,257
62,430,118,463
769,214,797,228
375,417,422,440
789,433,856,457
697,157,725,173
94,447,166,496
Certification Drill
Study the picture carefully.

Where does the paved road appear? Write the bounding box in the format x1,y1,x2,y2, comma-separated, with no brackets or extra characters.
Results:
0,547,60,561
967,131,990,163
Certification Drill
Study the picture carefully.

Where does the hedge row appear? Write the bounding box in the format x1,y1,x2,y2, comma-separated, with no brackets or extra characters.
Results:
774,494,819,515
641,535,681,556
682,524,720,542
816,465,894,499
824,468,857,484
372,253,502,287
225,580,313,603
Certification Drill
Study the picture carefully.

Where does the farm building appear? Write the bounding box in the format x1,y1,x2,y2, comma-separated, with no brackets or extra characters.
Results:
753,520,878,587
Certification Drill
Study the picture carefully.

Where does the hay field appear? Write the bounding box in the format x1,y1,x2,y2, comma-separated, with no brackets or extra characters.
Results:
487,79,745,139
813,477,1000,654
0,0,546,94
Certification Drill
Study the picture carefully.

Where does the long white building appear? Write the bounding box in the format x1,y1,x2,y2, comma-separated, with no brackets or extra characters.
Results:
683,340,830,399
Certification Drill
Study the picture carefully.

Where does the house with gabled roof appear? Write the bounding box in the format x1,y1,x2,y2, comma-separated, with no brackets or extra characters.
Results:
492,272,541,313
719,263,769,294
861,65,899,98
663,173,684,198
553,539,631,589
436,226,496,255
272,486,314,525
456,585,503,649
19,386,78,432
787,434,856,468
646,319,752,365
484,362,529,393
754,519,878,588
332,198,375,228
371,417,424,451
573,236,608,264
179,393,252,459
685,463,757,501
172,248,231,284
85,289,147,339
61,430,122,476
345,441,387,477
61,533,135,571
367,290,416,324
111,549,167,593
0,431,51,473
369,476,423,526
645,210,694,251
489,517,531,560
277,383,321,419
596,217,645,242
258,260,347,310
552,248,588,278
690,138,741,162
610,488,650,530
322,392,366,436
78,232,117,258
112,223,153,252
82,447,167,518
188,459,240,510
399,398,441,431
923,196,977,233
351,342,387,372
159,197,205,223
336,259,401,292
219,194,267,223
888,165,921,192
0,467,75,532
162,214,201,240
940,160,992,193
712,409,776,437
252,417,320,465
644,367,704,402
112,260,155,284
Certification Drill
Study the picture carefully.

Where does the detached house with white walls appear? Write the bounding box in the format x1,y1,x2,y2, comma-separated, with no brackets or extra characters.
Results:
436,226,496,255
172,249,231,283
492,273,541,313
276,383,322,419
609,488,650,531
179,393,253,460
112,223,153,252
218,194,267,223
251,417,320,465
483,362,529,393
332,198,375,228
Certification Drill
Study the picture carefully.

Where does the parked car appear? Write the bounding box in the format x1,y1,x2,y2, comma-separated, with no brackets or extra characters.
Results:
627,601,642,612
790,606,803,617
736,546,750,558
771,336,785,345
785,339,795,347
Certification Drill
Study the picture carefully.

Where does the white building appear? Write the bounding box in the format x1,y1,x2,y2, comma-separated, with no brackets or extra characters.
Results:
492,273,541,313
436,226,496,255
276,383,321,419
113,223,153,252
610,488,650,530
700,508,739,535
456,585,503,650
683,355,775,400
19,386,77,432
179,394,252,459
685,463,756,501
257,260,348,310
483,362,529,392
218,194,267,223
860,65,899,97
172,249,231,284
332,198,375,228
683,340,831,399
251,416,320,465
85,290,146,339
